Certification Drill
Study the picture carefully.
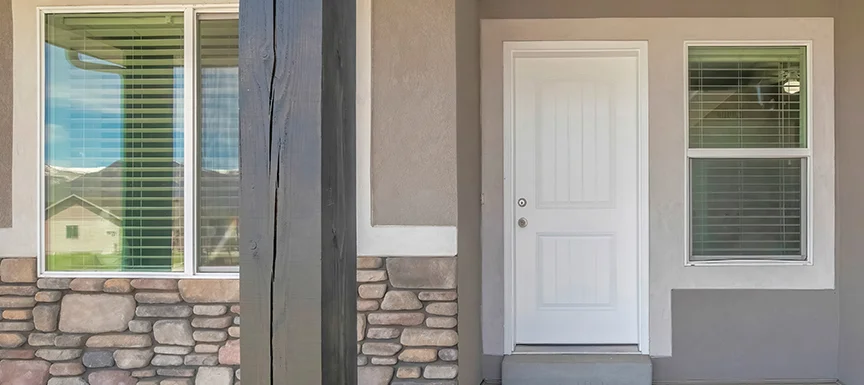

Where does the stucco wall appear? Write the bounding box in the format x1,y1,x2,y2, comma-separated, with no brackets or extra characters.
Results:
371,0,457,226
0,0,11,229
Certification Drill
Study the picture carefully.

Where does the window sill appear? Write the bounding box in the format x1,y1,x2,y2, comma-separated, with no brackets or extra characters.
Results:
38,270,238,280
685,258,812,267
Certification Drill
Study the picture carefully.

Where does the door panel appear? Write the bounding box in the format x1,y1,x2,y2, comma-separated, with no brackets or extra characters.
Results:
512,52,640,345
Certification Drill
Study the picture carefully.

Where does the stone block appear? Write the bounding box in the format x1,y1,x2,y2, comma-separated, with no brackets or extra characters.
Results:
426,316,457,329
0,296,36,308
361,342,402,356
35,291,62,302
358,366,393,385
135,292,182,304
398,348,438,363
131,369,157,378
89,370,138,385
426,302,457,316
358,314,366,342
0,332,26,348
59,294,135,333
2,309,32,320
47,378,88,385
154,346,192,355
28,332,57,346
191,316,233,329
371,356,397,365
103,279,133,293
228,326,240,338
86,334,152,348
358,257,383,269
418,291,457,301
129,320,153,333
366,327,401,339
195,344,220,353
367,312,424,326
158,368,196,377
400,328,457,347
358,355,368,365
0,285,38,296
0,321,34,331
397,367,421,379
153,319,195,346
35,348,82,361
114,349,154,369
219,339,240,365
50,362,85,376
386,258,456,289
438,348,457,361
151,354,184,366
357,270,387,283
184,353,218,366
37,278,73,290
178,279,239,303
193,330,228,342
194,305,227,316
0,349,36,359
54,334,87,348
33,304,60,332
358,284,387,299
136,305,192,318
130,279,178,290
83,351,115,368
357,300,379,311
381,291,422,310
0,258,36,283
230,305,240,314
0,360,50,385
162,380,194,385
69,278,106,292
196,367,234,385
424,365,458,379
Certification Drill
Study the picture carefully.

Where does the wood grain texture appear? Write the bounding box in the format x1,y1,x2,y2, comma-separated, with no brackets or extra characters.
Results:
240,0,356,383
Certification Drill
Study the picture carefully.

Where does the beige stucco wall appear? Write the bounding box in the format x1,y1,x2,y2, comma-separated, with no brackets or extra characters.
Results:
371,0,457,226
0,0,11,228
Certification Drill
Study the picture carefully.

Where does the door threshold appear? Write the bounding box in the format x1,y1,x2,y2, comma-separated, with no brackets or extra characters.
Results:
513,344,641,355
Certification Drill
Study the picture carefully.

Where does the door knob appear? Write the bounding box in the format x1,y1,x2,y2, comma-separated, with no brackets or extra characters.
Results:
518,217,528,228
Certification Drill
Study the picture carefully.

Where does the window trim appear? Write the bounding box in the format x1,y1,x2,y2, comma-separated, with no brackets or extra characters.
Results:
683,40,815,267
36,4,240,279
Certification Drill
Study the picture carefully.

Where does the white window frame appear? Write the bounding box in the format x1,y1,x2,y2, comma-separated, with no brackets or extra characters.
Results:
684,41,815,266
37,4,240,279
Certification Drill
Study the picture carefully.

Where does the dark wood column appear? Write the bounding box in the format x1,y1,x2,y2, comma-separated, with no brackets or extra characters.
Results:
238,0,357,383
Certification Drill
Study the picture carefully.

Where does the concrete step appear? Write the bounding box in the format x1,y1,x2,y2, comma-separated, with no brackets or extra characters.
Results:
502,354,652,385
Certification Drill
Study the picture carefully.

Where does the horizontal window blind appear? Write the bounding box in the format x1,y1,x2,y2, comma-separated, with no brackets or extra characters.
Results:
690,158,804,259
197,17,240,271
687,45,809,262
688,46,806,149
44,13,185,272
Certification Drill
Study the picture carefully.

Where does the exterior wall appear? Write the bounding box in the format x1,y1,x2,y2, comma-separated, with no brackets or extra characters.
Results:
0,257,240,384
371,0,457,226
0,0,11,228
356,257,458,384
46,206,120,256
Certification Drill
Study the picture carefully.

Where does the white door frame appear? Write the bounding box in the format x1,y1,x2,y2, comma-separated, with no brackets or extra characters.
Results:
502,40,650,355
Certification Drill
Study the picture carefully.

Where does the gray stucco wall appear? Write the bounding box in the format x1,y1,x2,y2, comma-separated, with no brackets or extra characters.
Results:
0,0,11,228
835,1,864,385
371,0,457,226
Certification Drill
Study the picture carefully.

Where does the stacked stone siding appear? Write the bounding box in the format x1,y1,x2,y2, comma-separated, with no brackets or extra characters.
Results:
0,258,240,385
0,256,459,385
357,257,458,385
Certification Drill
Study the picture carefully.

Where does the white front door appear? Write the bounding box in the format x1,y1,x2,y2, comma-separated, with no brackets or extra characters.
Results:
509,43,642,345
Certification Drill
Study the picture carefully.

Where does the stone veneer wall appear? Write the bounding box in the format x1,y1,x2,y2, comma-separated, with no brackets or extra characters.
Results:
0,256,458,385
357,257,458,385
0,258,240,385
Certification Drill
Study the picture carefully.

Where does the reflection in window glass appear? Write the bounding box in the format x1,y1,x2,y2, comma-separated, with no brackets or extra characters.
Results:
44,13,185,272
197,17,239,270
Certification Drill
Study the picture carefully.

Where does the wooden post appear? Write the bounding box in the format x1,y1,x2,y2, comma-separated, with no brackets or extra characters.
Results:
238,0,356,383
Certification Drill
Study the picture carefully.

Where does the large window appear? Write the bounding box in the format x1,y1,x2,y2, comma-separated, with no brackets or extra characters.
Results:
41,7,239,276
687,44,810,263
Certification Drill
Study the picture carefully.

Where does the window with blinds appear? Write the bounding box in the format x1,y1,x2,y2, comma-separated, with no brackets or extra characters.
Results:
687,45,809,262
42,10,239,275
